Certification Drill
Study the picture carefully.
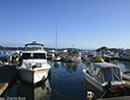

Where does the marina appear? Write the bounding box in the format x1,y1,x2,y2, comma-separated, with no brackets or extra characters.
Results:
0,0,130,99
0,48,130,100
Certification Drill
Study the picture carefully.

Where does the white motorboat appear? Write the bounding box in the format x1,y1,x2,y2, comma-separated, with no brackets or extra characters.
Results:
47,50,56,60
53,56,61,61
16,42,51,84
83,62,125,92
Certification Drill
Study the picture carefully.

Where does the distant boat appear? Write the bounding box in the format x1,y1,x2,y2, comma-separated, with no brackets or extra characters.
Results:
16,41,51,84
83,62,125,92
60,50,81,62
0,53,9,65
53,55,61,61
47,50,56,60
82,51,94,61
120,52,130,60
47,50,61,61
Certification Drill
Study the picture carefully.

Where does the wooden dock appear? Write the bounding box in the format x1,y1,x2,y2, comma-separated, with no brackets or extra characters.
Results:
0,66,18,96
98,96,130,100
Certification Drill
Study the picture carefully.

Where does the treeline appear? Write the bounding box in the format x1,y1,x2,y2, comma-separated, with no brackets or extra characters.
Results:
0,45,82,51
96,46,125,53
0,45,56,51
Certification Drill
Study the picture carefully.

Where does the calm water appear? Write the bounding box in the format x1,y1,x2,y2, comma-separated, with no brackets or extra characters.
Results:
6,60,130,100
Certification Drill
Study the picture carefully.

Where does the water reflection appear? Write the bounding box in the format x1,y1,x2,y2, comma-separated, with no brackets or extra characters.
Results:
48,61,61,68
16,78,51,100
61,62,81,73
54,62,61,68
6,60,130,100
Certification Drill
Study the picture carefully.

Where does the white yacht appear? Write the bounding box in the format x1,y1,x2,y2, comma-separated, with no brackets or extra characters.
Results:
83,62,125,92
16,42,51,84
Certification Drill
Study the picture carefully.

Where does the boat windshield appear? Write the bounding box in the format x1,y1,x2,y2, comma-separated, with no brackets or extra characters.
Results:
22,53,46,59
33,53,46,59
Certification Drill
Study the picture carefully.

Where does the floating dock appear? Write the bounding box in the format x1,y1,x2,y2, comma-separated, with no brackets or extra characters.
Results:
0,66,18,96
98,96,130,100
111,57,130,61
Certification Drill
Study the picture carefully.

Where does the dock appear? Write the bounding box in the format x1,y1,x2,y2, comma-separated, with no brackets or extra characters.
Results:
0,65,18,96
98,96,130,100
125,80,130,88
111,57,130,61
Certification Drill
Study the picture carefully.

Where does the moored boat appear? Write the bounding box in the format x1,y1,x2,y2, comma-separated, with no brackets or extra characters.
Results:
16,41,51,84
47,50,56,60
83,62,125,92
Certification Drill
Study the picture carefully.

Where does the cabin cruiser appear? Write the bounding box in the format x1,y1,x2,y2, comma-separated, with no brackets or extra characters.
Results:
83,62,125,92
16,42,51,84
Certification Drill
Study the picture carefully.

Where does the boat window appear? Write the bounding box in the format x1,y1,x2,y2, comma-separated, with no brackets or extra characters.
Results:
22,53,46,59
22,53,31,59
33,53,46,59
87,63,103,82
87,63,94,74
93,67,103,83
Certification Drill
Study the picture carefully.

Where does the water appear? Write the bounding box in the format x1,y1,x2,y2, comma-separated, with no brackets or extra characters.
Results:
5,60,130,100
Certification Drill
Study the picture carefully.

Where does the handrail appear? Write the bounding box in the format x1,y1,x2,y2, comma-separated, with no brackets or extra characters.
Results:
25,41,44,50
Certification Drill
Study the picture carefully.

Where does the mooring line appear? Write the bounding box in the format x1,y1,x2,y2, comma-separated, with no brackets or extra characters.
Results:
99,90,107,99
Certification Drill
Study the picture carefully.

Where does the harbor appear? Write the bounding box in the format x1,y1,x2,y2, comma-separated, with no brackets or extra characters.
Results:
0,47,130,100
0,0,130,99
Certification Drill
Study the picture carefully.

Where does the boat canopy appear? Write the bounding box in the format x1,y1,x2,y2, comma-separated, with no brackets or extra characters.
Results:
93,62,119,69
89,62,122,83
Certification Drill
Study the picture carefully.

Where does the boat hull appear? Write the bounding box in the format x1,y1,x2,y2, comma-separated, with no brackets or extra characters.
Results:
83,69,125,93
83,69,104,92
18,69,50,84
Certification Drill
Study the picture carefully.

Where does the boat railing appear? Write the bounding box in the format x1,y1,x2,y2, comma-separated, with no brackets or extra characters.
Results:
25,41,44,50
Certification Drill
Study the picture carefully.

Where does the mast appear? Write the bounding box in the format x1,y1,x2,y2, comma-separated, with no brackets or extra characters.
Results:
56,24,58,54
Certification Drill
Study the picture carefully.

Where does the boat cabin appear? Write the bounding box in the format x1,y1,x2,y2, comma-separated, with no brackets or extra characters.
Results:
22,52,47,60
21,41,47,60
87,62,122,83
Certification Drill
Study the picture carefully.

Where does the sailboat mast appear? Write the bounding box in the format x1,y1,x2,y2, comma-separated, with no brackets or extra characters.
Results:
56,24,58,53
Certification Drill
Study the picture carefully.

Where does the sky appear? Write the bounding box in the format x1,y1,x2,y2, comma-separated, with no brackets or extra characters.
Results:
0,0,130,49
